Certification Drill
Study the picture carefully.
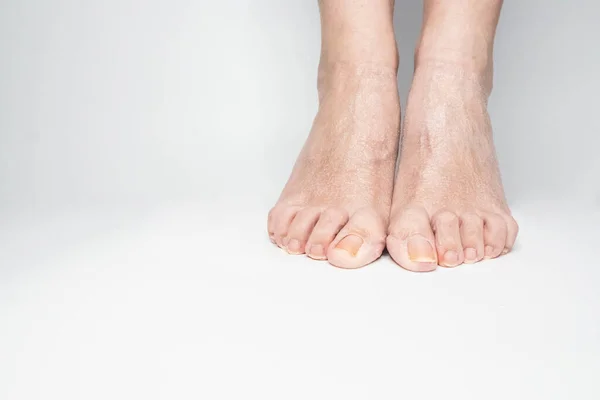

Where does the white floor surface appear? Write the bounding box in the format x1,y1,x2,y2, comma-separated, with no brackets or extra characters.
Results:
1,200,599,399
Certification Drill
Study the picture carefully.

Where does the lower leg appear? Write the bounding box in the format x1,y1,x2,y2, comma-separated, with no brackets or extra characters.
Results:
416,0,503,91
268,0,401,268
318,0,398,70
387,0,518,271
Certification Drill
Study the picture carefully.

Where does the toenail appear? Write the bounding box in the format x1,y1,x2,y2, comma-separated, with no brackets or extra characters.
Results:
502,248,510,255
308,244,325,258
335,235,363,256
282,236,290,247
464,248,478,262
287,239,301,253
407,236,436,262
443,250,459,266
484,245,494,258
269,235,276,244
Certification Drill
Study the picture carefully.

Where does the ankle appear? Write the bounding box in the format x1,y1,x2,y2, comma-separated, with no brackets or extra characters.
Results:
415,46,493,77
318,25,399,76
414,28,495,94
413,55,494,97
318,46,399,78
317,61,398,98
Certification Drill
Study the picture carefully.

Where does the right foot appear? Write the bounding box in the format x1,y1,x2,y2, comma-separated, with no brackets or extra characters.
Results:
267,64,400,269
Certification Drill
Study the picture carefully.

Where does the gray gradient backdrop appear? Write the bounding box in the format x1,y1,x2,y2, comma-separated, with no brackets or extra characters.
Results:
1,1,599,399
1,0,599,211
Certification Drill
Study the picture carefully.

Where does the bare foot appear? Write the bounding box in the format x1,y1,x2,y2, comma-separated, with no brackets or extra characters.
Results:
387,62,518,271
268,64,400,268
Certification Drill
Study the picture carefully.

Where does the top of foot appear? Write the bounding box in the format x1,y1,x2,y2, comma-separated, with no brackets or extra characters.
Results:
268,64,401,269
387,63,518,272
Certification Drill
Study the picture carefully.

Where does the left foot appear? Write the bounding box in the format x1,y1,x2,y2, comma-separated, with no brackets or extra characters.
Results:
387,62,518,271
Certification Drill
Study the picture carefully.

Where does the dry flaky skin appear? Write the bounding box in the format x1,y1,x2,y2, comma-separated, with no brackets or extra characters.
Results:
268,63,401,269
268,0,518,270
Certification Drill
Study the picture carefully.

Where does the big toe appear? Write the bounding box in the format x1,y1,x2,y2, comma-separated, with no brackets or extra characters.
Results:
326,208,387,269
387,206,438,272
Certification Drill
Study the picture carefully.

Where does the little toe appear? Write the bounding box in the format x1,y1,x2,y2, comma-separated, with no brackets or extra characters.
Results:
267,209,276,243
284,208,321,254
305,207,348,260
459,212,485,263
432,210,464,267
271,206,301,249
482,213,508,259
502,214,519,255
387,206,437,272
326,208,386,269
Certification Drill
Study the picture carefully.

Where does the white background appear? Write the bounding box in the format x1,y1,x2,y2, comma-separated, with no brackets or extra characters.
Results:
1,1,599,399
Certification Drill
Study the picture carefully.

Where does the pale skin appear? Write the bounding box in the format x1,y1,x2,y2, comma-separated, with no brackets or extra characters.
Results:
267,0,518,271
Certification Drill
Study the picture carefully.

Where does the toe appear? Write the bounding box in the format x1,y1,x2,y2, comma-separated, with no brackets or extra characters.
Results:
432,210,464,267
387,206,437,272
502,214,519,255
482,213,508,259
270,206,301,249
305,207,348,260
267,208,276,244
284,207,321,254
326,208,386,269
459,212,485,264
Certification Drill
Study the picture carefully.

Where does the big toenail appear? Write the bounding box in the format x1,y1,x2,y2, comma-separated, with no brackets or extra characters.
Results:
443,250,459,266
464,248,478,262
484,245,494,258
287,239,301,253
308,244,325,258
335,235,363,256
407,236,436,262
